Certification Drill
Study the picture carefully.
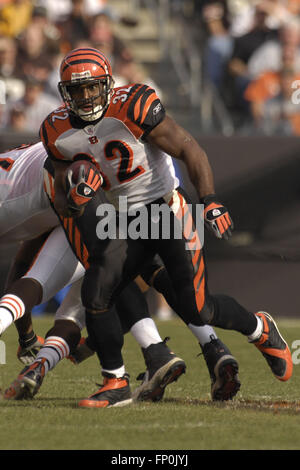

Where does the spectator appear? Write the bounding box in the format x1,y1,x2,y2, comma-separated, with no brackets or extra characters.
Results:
257,66,300,136
22,57,54,87
245,39,300,123
227,5,278,101
36,0,108,23
0,36,25,102
58,0,90,49
7,103,26,130
227,6,277,115
35,0,72,23
258,0,300,31
247,18,300,79
227,0,300,37
30,5,61,43
113,56,163,99
0,0,33,38
0,103,8,128
227,0,257,37
8,77,60,133
88,11,133,67
16,20,60,80
201,2,234,89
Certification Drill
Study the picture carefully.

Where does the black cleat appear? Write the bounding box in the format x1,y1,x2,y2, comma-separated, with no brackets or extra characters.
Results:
132,337,186,402
201,336,240,401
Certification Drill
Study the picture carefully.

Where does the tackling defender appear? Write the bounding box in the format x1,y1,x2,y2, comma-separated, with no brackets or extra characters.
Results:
0,143,240,402
36,47,292,408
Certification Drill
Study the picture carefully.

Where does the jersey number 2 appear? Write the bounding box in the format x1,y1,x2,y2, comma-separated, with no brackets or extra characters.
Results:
104,140,145,186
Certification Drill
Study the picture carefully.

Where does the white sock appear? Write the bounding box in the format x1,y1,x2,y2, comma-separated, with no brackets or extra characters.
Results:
247,316,263,342
0,295,25,335
188,323,218,346
102,365,125,378
130,318,162,349
36,336,70,374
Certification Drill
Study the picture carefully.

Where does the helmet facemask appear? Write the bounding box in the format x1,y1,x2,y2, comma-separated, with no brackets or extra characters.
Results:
58,75,114,122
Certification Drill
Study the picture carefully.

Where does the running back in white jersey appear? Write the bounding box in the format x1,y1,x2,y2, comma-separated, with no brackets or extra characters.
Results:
40,84,179,211
0,142,59,244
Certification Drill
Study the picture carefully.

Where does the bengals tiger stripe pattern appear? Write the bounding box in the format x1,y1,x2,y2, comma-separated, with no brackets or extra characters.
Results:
43,164,90,269
168,190,205,313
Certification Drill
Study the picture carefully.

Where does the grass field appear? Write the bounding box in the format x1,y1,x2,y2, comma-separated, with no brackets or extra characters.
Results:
0,315,300,451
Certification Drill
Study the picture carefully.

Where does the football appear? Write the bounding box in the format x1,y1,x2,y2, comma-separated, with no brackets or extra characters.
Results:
67,159,99,185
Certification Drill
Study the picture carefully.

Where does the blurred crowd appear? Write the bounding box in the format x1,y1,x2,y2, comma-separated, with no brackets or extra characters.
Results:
0,0,300,137
191,0,300,135
0,0,156,134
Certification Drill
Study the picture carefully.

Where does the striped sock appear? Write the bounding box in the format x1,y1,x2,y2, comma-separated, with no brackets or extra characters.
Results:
0,294,25,335
36,336,70,374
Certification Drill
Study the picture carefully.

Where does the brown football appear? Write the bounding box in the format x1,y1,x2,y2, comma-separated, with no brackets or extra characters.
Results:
68,160,98,184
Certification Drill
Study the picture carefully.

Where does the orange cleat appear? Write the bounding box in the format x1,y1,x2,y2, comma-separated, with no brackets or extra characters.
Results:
252,312,293,381
78,373,132,408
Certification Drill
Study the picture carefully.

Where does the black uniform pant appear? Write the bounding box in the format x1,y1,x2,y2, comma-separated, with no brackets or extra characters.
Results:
44,159,257,372
71,189,256,371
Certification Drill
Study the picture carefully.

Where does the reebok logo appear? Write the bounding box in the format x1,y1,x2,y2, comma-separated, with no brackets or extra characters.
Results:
84,187,92,196
212,208,221,217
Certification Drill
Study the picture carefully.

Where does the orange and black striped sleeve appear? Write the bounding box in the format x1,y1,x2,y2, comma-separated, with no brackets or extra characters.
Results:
126,84,166,140
39,112,72,162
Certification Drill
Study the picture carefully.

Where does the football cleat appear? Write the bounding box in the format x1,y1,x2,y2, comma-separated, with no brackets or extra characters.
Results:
200,336,241,401
78,373,132,408
132,338,186,402
17,335,45,365
252,311,293,381
4,359,46,400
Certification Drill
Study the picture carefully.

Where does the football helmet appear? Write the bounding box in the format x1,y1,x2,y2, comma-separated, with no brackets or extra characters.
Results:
58,48,114,121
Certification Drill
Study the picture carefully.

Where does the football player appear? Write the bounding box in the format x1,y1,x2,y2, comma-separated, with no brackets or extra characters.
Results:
36,47,292,409
0,143,240,402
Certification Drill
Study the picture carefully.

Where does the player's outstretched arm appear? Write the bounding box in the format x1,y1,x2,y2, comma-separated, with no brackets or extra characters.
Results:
147,115,233,240
147,115,214,198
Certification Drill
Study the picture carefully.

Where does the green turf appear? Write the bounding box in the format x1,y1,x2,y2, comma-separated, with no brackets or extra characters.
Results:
0,315,300,450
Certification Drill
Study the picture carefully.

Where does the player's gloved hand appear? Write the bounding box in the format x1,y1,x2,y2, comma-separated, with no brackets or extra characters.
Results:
201,194,233,240
66,165,102,215
17,334,45,365
67,337,95,365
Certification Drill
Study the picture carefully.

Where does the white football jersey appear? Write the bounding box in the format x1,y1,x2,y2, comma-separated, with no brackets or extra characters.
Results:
40,84,179,210
0,142,59,245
